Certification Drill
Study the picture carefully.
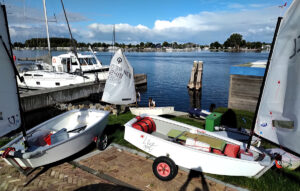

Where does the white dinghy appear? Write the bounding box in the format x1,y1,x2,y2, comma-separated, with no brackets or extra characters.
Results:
124,114,272,180
129,107,174,116
0,3,109,173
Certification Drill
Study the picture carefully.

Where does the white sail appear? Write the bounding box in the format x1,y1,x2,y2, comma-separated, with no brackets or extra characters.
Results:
0,4,22,136
254,0,300,154
102,49,136,105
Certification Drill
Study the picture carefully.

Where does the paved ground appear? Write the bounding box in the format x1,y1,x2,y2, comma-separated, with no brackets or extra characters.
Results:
0,146,241,191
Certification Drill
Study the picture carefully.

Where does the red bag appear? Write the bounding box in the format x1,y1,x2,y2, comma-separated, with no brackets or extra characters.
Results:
224,144,240,158
213,149,225,155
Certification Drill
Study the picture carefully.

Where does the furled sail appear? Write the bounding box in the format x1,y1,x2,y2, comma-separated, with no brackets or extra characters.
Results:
0,4,22,136
102,49,136,105
254,0,300,154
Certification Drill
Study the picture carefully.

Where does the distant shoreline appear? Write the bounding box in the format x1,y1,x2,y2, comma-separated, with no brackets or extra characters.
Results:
13,47,268,53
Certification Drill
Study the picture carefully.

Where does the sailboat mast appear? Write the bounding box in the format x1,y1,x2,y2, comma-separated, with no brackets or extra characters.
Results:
42,0,51,59
113,24,115,52
246,17,283,151
60,0,82,74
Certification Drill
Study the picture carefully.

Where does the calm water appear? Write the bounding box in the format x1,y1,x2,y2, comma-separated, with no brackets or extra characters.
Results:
14,50,269,112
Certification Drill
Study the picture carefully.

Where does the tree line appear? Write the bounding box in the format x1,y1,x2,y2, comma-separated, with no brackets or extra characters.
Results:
210,33,269,50
13,35,269,50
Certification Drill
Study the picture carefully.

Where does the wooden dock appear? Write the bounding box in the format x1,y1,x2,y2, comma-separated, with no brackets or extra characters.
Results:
20,74,147,112
228,66,264,112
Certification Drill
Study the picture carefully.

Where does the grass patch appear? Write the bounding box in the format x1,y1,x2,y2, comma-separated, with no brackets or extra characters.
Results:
0,137,12,148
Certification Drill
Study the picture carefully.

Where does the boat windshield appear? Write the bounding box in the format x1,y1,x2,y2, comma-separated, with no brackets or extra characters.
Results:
90,58,97,65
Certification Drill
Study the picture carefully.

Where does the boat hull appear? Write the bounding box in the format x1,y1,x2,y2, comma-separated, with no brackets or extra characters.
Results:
130,107,174,116
1,109,109,168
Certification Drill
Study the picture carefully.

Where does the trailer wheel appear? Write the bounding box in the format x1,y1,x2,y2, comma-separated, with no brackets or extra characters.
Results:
96,133,108,151
152,156,178,181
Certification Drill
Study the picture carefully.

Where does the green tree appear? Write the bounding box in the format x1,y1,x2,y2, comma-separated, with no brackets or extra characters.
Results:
210,41,222,49
224,33,243,50
162,41,169,47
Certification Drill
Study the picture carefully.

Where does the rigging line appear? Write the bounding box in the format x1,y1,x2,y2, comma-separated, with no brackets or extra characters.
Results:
60,0,82,74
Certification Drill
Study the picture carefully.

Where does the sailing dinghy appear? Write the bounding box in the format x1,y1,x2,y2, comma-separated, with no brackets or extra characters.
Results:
0,3,109,172
101,49,136,105
125,0,300,180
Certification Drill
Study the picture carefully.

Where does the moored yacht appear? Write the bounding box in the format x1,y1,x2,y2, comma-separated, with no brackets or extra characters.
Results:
52,52,109,81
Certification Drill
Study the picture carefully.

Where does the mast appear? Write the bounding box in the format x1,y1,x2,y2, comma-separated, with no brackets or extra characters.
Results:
60,0,82,74
42,0,51,59
246,17,282,151
113,24,115,52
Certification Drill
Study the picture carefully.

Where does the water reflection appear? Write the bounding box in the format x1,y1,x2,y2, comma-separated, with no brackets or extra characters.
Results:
188,89,202,109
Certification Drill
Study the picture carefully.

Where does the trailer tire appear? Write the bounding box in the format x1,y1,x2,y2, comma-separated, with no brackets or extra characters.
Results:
153,156,178,181
96,133,108,151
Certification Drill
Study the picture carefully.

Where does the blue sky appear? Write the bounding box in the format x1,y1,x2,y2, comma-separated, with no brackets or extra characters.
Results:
3,0,291,44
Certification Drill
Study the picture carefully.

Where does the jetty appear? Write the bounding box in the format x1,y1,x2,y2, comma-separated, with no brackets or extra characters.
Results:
228,63,265,112
20,74,147,112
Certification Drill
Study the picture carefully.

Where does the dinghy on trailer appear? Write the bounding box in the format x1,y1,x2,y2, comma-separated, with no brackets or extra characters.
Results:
124,115,272,180
0,3,109,173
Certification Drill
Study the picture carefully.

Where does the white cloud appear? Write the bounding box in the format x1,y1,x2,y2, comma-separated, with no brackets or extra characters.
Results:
7,2,283,44
84,6,281,44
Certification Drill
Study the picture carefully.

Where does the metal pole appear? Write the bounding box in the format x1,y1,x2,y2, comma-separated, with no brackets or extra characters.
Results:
42,0,51,59
246,17,282,151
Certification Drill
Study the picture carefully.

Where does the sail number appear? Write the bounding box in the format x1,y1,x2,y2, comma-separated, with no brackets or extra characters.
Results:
289,35,300,59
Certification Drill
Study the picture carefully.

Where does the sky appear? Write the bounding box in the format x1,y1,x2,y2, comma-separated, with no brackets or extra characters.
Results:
2,0,292,44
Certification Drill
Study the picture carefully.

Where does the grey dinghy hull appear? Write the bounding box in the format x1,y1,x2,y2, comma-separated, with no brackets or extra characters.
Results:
1,109,109,168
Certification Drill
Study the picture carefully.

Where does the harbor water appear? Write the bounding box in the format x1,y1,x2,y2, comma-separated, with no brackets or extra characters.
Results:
14,50,269,112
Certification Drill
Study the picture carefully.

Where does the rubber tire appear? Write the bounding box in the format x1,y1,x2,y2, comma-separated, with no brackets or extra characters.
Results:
96,133,108,151
152,156,178,181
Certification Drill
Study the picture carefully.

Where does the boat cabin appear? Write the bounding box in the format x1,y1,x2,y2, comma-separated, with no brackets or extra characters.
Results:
52,52,106,73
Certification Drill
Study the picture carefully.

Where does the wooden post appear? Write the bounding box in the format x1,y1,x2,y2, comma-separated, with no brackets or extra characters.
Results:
195,61,203,90
187,61,198,89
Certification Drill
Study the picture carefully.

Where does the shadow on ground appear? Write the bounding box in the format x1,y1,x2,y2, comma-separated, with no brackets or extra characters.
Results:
74,183,139,191
179,170,209,191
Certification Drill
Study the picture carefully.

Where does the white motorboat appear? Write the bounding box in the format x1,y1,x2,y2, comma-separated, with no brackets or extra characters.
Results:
52,52,109,81
129,107,174,116
15,0,93,90
17,70,91,90
124,114,272,180
0,2,109,173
